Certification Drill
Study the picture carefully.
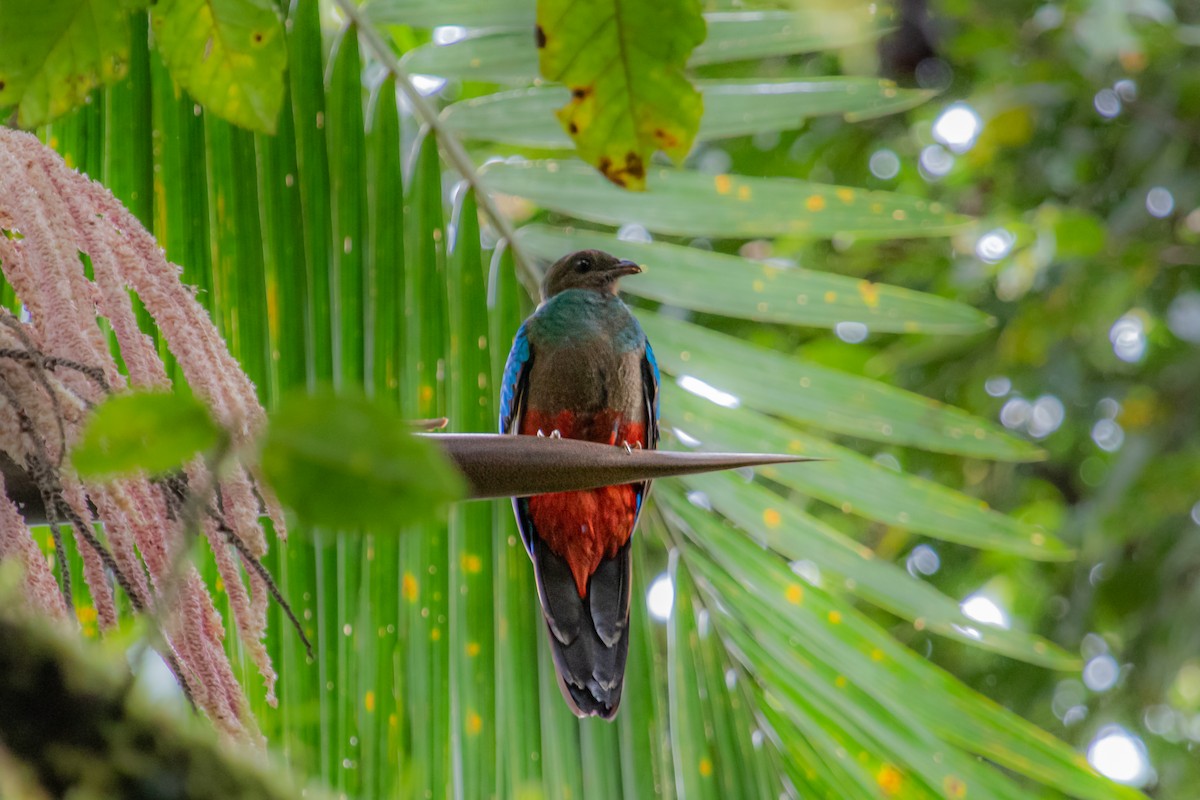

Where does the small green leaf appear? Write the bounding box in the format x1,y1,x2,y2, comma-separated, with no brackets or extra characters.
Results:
70,391,221,479
260,391,465,529
150,0,286,133
536,0,706,189
0,0,131,127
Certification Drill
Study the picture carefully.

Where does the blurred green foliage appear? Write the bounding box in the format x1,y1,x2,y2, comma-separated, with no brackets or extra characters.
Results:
2,0,1197,797
695,0,1199,794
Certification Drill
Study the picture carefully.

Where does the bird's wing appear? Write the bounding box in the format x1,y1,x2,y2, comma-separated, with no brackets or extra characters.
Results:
499,321,532,436
642,338,660,449
632,339,661,526
500,323,542,556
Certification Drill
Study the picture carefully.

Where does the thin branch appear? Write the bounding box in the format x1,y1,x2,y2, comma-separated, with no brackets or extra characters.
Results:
215,511,314,662
335,0,542,297
158,472,313,661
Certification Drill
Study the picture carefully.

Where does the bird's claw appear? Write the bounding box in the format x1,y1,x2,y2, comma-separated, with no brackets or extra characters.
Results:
621,439,642,455
536,429,545,437
550,429,562,439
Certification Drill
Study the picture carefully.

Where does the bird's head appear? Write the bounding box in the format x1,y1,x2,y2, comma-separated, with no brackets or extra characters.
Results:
541,249,642,301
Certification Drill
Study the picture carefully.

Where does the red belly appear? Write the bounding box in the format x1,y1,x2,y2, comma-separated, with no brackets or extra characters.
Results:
521,408,646,597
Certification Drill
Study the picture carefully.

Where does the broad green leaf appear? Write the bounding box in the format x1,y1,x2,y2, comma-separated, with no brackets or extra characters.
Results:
666,385,1068,559
103,11,154,231
643,314,1041,460
150,0,286,133
0,0,131,127
400,129,453,800
204,118,272,392
444,79,933,147
368,0,885,46
326,24,368,387
286,0,335,384
481,159,970,239
537,629,584,799
366,73,405,402
693,8,886,64
260,391,465,529
671,503,1138,800
364,0,530,28
618,544,675,799
70,391,221,479
401,33,537,85
707,596,1028,800
147,33,215,328
406,130,450,420
102,12,157,354
446,188,498,798
258,67,310,395
536,0,706,188
702,77,932,130
755,699,866,798
517,225,989,334
662,479,1074,664
400,8,887,85
667,556,721,800
360,64,408,800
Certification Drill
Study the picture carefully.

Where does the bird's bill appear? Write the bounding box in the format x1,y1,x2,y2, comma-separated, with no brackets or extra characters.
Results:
611,259,642,277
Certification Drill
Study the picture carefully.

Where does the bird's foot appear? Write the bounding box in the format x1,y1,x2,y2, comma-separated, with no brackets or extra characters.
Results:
621,440,642,455
549,429,562,439
536,429,545,437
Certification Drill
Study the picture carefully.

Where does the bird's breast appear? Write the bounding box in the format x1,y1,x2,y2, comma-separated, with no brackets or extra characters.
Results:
524,342,645,418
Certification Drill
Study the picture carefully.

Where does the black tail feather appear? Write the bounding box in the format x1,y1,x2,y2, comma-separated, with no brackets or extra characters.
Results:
532,538,632,719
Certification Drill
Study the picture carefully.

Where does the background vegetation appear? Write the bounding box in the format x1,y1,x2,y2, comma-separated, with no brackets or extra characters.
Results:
1,0,1197,798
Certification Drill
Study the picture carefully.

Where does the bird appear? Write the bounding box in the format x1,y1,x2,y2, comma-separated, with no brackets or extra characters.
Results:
499,248,659,719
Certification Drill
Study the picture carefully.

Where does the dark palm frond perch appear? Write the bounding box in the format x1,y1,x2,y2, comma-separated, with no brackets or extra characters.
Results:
433,433,815,499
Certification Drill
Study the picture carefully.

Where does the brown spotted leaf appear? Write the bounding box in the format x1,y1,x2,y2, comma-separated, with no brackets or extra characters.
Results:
536,0,706,190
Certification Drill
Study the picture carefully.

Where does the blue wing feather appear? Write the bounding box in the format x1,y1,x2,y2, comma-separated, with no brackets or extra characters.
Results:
499,322,532,434
644,339,660,419
634,338,660,518
501,322,540,555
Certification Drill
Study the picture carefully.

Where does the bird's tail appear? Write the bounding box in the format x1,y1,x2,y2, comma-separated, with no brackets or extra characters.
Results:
531,537,632,719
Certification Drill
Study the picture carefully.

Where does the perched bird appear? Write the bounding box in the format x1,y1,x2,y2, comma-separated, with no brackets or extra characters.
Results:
499,249,659,719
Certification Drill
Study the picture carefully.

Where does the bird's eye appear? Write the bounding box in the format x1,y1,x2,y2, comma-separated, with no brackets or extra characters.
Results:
575,257,591,272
